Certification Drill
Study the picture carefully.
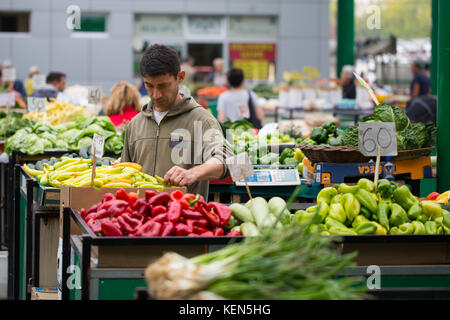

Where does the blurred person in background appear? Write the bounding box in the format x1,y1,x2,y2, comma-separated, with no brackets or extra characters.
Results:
329,65,356,99
25,65,40,96
217,68,263,128
204,58,228,87
180,56,196,85
409,60,430,99
103,81,141,127
0,61,26,98
30,71,67,101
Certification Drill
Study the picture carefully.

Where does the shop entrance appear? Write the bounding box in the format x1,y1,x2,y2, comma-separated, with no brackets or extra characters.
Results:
187,43,223,81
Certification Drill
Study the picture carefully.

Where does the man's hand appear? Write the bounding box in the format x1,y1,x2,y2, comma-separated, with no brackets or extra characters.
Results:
164,166,198,186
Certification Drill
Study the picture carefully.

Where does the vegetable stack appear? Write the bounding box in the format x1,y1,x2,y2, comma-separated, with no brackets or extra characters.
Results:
80,189,238,237
296,178,450,235
23,157,166,189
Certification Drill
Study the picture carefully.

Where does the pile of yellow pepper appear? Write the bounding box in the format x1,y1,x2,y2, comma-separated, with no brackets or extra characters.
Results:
23,100,88,125
23,157,167,190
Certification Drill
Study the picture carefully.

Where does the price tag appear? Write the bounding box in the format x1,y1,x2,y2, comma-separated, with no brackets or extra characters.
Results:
91,133,105,159
32,74,46,89
2,67,16,82
226,153,254,182
0,93,15,107
358,122,397,156
27,97,46,113
235,169,301,186
88,86,102,104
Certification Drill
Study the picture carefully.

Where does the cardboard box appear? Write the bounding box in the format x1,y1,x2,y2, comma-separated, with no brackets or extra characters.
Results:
31,287,58,300
59,185,187,237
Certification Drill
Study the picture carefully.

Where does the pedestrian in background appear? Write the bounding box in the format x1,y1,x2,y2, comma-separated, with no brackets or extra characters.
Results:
204,58,228,87
30,71,67,101
103,81,142,127
25,65,40,96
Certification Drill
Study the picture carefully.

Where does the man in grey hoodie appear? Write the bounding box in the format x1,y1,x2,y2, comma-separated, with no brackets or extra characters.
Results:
121,45,231,198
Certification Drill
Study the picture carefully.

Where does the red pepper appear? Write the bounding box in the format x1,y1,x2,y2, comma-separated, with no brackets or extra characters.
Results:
116,188,130,203
80,208,87,219
193,226,209,234
186,219,196,233
161,222,175,236
198,205,220,228
127,192,139,207
135,221,162,237
170,190,184,202
153,213,167,223
183,194,202,210
86,204,98,214
193,219,209,228
145,190,157,201
107,200,130,218
130,211,144,223
213,228,224,236
102,193,115,203
182,209,203,219
427,192,440,201
200,231,214,237
226,231,242,236
98,199,117,211
167,201,182,223
149,192,170,207
133,198,151,217
85,209,109,221
101,220,123,236
118,213,143,234
207,202,231,227
174,223,191,236
87,219,102,234
117,216,135,235
151,205,168,217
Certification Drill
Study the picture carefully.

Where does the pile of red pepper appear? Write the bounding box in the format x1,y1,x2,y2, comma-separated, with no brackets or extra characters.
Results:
79,188,242,237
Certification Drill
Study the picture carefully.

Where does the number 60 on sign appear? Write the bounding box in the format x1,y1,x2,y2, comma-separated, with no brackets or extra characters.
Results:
358,122,397,157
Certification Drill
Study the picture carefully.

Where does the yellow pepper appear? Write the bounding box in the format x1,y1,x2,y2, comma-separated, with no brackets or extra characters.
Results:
23,163,43,178
373,222,387,235
103,182,133,188
112,162,142,171
437,191,450,204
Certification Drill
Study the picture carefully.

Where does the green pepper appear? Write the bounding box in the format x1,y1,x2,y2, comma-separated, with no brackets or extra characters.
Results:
317,187,338,205
389,223,414,235
360,206,372,219
338,183,359,194
358,178,375,193
412,221,426,234
302,138,317,145
325,217,347,229
306,205,318,213
355,221,377,235
389,203,409,227
340,193,360,222
416,214,429,224
331,194,342,204
328,226,357,236
407,203,422,221
393,185,419,211
328,203,346,224
283,157,298,166
316,202,329,223
310,127,328,143
305,223,327,235
421,200,443,220
352,215,369,229
322,121,336,135
321,230,331,236
279,148,295,164
377,179,396,200
425,221,438,234
328,136,342,146
354,189,378,215
443,211,450,229
294,210,313,226
376,201,390,230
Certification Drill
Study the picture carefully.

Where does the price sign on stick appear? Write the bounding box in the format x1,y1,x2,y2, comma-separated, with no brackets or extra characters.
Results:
27,97,46,113
358,122,397,188
91,134,105,187
2,67,16,82
0,93,15,107
88,86,102,104
32,74,46,89
226,153,254,199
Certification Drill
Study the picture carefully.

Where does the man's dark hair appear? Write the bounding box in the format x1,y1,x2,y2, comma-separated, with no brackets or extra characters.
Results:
227,68,244,88
140,44,180,78
46,72,66,84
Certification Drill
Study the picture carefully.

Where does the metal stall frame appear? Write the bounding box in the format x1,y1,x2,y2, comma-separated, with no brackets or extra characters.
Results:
62,207,245,300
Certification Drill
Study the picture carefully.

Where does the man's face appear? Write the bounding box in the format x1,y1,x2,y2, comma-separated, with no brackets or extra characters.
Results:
143,71,185,110
55,76,66,92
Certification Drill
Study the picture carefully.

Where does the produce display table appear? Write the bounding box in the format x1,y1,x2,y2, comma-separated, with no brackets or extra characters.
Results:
273,106,373,123
62,207,244,300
